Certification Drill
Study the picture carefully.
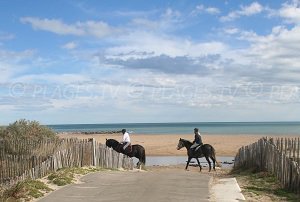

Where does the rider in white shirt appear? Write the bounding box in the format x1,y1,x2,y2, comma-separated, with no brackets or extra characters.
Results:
121,129,131,152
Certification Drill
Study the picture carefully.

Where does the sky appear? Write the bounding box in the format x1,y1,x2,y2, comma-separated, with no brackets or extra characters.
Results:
1,0,300,124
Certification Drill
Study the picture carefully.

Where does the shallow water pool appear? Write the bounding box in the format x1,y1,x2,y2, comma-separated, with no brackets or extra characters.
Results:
133,156,235,168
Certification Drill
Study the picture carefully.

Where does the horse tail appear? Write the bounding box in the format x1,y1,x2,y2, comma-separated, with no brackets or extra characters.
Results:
141,147,146,165
211,145,221,167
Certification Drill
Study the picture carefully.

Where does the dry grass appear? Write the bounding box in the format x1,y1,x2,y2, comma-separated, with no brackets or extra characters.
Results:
231,167,299,201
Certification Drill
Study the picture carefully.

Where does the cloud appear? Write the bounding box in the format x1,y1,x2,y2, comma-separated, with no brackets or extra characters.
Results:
0,64,18,82
8,3,300,115
162,8,181,19
130,15,180,32
105,31,226,59
0,49,35,82
20,17,118,38
206,7,221,15
20,17,84,35
278,0,300,24
14,73,90,84
105,54,223,74
62,41,78,50
192,4,220,15
130,18,159,30
221,2,263,21
223,27,240,34
240,25,300,71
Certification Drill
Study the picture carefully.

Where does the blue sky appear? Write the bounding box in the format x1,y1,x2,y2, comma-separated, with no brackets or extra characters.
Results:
1,0,300,124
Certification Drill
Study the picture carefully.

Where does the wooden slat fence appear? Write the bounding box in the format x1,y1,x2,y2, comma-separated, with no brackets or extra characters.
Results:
234,137,300,194
0,138,133,187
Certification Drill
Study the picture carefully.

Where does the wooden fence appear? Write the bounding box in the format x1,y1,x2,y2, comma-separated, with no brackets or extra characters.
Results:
0,138,133,187
234,137,300,194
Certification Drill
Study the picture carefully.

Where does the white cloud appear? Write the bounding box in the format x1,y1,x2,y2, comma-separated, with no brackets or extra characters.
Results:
20,17,117,38
105,31,226,59
0,49,35,82
14,73,89,84
8,3,300,117
221,2,263,21
192,4,220,15
20,17,84,35
279,1,300,24
241,25,300,63
206,7,221,15
129,9,184,33
240,2,263,15
0,64,16,82
162,8,181,19
62,41,78,50
130,18,159,30
82,20,117,38
223,27,240,34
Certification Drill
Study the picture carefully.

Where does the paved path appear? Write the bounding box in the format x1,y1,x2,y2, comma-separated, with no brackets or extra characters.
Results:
211,178,245,201
39,169,211,202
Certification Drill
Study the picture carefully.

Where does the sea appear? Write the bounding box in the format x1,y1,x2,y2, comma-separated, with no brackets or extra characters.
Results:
48,122,300,135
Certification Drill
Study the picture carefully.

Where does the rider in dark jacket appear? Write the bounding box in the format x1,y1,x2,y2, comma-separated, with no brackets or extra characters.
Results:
190,128,203,151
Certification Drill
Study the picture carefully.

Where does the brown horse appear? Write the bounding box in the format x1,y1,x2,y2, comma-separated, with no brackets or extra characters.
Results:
106,138,146,167
177,138,216,172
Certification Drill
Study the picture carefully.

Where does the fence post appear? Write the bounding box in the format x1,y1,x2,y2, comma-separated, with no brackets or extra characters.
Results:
88,138,96,166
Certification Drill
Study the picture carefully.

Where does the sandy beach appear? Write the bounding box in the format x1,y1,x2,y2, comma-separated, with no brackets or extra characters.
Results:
57,133,275,156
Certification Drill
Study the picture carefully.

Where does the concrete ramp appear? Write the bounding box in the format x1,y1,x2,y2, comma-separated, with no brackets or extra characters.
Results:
211,177,245,201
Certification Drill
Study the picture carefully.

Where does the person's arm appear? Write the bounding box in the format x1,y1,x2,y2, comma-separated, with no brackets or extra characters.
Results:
199,134,202,144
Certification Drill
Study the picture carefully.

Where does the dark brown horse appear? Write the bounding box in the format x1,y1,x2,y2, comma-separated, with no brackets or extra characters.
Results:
177,138,216,172
106,139,146,168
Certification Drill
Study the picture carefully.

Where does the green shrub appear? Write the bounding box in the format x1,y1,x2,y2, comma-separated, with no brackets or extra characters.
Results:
0,119,56,141
2,179,52,201
48,171,74,186
0,119,58,155
0,167,108,201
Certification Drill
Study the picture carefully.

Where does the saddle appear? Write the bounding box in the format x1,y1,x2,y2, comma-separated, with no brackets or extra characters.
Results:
191,144,202,152
124,145,132,154
195,144,202,151
117,143,132,154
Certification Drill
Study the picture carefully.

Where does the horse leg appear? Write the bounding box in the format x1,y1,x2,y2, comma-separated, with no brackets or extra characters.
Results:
185,157,192,170
196,158,202,172
205,156,211,172
136,161,142,170
210,156,216,171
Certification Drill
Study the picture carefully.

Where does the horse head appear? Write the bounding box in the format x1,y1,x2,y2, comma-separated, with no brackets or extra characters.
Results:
105,138,119,149
177,138,185,150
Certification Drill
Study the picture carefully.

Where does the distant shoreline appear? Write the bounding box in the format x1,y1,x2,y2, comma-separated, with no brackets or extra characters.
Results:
57,131,300,136
57,130,122,134
49,122,300,135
